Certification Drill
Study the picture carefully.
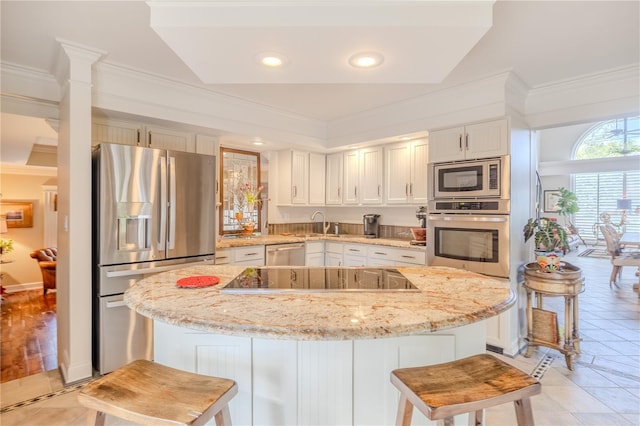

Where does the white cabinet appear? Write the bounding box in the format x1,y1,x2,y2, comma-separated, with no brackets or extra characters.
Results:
278,150,325,205
343,149,360,204
155,321,470,426
231,245,265,266
215,246,264,265
92,119,141,147
146,125,192,151
154,323,253,426
309,152,326,205
342,147,383,205
92,118,194,152
325,153,343,205
343,243,367,266
367,246,426,266
305,241,325,266
215,248,231,265
360,147,384,204
325,241,343,266
429,118,508,163
385,139,428,204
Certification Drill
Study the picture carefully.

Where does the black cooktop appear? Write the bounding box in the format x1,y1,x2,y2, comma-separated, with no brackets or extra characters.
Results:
220,267,420,293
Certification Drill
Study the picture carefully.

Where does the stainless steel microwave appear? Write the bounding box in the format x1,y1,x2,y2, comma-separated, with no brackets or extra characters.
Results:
429,156,509,199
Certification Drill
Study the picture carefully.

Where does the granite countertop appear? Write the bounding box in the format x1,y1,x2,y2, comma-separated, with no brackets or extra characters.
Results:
125,265,514,340
216,234,425,250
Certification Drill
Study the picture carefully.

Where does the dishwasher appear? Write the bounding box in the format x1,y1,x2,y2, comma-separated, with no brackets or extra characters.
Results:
266,243,306,266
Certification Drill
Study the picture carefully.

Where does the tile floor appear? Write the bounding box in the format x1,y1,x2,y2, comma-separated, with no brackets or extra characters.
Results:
0,249,638,425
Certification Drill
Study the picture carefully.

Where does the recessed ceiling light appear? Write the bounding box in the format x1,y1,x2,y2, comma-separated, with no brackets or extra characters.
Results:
348,52,384,69
256,52,287,67
253,141,264,146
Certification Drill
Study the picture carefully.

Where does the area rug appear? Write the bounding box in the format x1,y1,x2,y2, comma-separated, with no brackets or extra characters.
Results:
578,248,610,259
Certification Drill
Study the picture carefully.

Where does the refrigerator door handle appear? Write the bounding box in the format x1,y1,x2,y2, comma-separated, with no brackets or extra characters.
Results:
105,298,127,309
168,156,177,250
158,156,167,250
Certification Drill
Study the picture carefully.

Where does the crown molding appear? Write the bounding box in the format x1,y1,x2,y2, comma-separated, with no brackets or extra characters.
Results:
92,61,328,149
325,70,513,147
1,62,61,103
526,64,640,129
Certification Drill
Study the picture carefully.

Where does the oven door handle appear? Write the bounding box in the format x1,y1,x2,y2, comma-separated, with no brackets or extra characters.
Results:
428,215,508,223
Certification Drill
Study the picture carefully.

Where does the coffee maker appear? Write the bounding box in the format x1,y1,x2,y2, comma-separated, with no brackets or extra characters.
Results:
363,214,381,238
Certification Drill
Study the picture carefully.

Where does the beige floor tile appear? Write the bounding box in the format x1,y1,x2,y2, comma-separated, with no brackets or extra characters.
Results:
573,412,637,425
544,385,615,413
0,373,53,407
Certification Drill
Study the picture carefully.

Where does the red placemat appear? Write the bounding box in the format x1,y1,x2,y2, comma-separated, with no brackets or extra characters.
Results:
176,276,220,288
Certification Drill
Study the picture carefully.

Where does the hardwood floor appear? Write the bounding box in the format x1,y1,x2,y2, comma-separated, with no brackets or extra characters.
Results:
1,290,57,383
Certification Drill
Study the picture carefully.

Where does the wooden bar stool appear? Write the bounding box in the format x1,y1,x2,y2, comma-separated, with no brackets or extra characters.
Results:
78,359,238,426
390,354,541,426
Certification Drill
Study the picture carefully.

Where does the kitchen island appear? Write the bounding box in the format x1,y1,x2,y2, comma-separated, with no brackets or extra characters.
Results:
126,265,514,426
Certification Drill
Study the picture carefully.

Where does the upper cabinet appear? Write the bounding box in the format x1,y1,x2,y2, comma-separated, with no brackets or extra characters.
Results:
384,139,428,204
92,118,195,152
92,119,141,147
343,147,383,205
308,152,326,205
146,126,191,151
429,118,508,163
325,152,343,205
277,150,325,206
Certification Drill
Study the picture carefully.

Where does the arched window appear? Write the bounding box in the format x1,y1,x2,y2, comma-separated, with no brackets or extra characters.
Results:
573,116,640,237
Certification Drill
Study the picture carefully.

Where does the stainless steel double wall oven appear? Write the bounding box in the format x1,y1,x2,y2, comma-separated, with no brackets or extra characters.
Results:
427,156,511,278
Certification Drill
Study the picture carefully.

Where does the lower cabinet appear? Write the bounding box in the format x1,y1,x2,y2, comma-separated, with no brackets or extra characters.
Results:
305,241,325,266
367,246,426,266
218,241,425,268
215,248,231,265
154,321,486,426
215,246,265,265
325,241,344,266
232,245,265,266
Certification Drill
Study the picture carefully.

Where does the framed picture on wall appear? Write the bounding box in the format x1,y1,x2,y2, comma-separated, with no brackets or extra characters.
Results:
543,190,561,213
1,200,34,228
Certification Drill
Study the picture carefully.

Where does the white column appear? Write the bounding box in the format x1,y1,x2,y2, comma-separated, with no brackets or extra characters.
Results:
53,39,104,384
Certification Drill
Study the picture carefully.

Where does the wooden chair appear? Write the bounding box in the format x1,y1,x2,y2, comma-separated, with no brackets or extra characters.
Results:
599,224,640,288
78,359,238,426
390,353,541,426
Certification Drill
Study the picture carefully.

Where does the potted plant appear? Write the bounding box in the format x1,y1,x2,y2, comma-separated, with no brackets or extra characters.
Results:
555,187,580,219
523,217,569,271
0,238,13,261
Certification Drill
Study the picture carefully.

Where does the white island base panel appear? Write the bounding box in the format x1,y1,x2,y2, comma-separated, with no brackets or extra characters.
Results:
155,321,487,426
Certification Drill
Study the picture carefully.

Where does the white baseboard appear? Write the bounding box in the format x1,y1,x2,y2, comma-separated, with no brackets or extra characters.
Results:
3,281,45,293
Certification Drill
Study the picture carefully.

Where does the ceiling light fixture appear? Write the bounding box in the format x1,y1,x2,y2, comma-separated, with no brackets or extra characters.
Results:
256,52,287,68
348,52,384,69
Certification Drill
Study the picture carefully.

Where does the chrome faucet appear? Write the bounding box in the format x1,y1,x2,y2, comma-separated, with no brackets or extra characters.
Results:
311,210,331,236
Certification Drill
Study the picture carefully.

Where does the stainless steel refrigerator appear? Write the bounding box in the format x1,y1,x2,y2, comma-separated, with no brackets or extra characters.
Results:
92,143,216,374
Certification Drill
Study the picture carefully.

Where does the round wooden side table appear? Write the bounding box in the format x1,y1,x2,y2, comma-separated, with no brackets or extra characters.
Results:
523,262,584,370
